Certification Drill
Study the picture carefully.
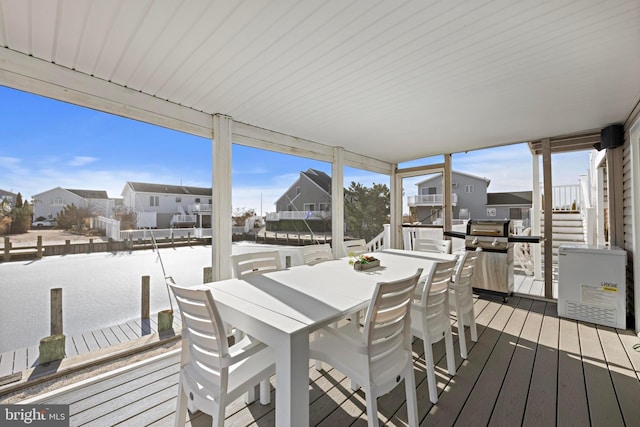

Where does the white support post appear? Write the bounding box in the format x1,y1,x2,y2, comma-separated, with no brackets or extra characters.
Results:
630,119,640,333
383,224,391,249
596,165,606,245
390,166,402,249
213,114,233,281
532,153,542,280
443,154,453,232
331,147,345,258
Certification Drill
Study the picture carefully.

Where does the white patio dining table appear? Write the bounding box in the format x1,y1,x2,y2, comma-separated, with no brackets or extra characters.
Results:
199,249,457,426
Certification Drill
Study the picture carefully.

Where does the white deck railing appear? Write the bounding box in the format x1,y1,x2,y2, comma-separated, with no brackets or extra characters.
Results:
188,203,212,213
545,184,581,211
407,193,458,207
266,210,330,221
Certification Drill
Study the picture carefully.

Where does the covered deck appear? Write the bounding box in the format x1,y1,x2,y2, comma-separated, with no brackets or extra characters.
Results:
1,2,639,426
21,294,640,426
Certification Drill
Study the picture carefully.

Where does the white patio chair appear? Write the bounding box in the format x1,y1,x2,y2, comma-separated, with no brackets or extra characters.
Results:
231,250,282,279
449,249,481,359
169,283,275,427
310,269,423,427
410,259,458,404
301,243,333,265
342,239,368,256
413,238,452,254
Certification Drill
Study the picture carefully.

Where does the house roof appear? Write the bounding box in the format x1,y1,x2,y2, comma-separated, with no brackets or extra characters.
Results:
0,189,16,198
416,171,491,186
486,191,533,207
67,189,109,200
302,169,332,194
125,182,212,196
0,2,638,164
32,187,109,199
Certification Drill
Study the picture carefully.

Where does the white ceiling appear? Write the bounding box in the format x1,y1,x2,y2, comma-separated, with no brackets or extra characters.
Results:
1,0,639,164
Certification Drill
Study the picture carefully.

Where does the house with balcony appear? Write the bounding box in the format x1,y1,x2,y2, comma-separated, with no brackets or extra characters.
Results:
31,187,114,220
409,171,489,224
121,182,212,229
408,171,533,226
267,168,332,232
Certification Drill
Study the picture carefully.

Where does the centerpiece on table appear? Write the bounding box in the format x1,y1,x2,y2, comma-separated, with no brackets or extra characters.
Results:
349,253,380,271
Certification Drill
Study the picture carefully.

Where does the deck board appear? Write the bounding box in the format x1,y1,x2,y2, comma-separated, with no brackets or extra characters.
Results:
579,322,625,426
556,317,590,426
488,299,541,426
522,301,559,426
0,352,14,378
9,295,638,427
597,326,640,426
423,297,515,426
454,297,531,426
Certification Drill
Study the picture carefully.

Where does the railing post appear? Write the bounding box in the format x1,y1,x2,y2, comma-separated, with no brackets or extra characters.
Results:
383,224,391,249
203,266,213,283
50,288,63,336
286,255,291,269
39,288,66,364
65,239,71,254
36,235,43,258
4,236,11,261
141,275,150,320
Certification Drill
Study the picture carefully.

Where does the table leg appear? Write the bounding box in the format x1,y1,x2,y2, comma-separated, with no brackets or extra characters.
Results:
275,329,310,427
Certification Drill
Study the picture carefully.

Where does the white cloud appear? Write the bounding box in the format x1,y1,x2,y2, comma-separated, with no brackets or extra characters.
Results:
68,156,98,167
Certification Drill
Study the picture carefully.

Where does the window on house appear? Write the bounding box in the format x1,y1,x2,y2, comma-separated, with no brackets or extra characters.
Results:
195,198,200,203
304,203,315,211
53,197,63,206
318,203,330,211
296,187,300,195
176,197,181,203
465,185,474,193
150,196,159,206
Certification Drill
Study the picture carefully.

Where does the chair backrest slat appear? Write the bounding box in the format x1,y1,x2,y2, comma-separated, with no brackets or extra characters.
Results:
301,244,333,265
169,284,229,381
363,269,422,365
414,238,452,254
231,251,282,278
342,239,368,256
451,249,481,312
415,260,457,337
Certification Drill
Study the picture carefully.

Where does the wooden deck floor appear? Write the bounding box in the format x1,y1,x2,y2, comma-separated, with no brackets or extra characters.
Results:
19,294,640,426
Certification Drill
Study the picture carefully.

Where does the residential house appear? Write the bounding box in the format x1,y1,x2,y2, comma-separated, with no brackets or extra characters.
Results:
268,169,332,231
0,189,17,206
486,191,533,230
32,187,113,220
408,171,490,224
121,182,212,229
408,171,533,226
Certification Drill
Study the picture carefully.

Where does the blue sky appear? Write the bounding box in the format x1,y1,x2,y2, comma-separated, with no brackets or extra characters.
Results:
1,85,589,214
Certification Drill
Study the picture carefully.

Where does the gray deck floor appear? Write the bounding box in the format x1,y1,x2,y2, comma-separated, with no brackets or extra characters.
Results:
21,294,640,426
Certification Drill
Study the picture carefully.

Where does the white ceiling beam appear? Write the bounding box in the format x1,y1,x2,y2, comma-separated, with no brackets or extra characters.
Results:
233,120,394,175
0,48,212,138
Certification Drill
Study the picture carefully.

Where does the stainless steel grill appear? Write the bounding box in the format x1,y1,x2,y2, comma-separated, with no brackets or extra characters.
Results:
465,219,514,301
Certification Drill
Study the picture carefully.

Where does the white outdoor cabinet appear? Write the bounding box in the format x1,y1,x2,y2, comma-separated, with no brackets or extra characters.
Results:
558,244,627,329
